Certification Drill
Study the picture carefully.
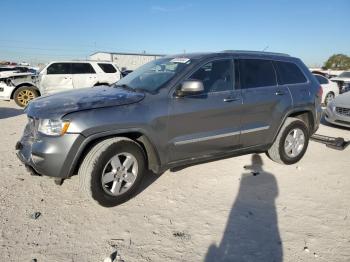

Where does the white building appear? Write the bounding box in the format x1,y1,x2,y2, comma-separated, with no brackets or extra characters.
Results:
89,51,164,71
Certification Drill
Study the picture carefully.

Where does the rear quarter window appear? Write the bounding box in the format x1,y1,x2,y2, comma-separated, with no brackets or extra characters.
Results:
98,63,117,73
274,61,307,85
238,59,277,89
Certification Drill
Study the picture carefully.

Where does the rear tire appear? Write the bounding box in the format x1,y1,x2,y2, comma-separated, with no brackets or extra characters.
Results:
266,117,309,165
13,86,39,107
78,137,146,207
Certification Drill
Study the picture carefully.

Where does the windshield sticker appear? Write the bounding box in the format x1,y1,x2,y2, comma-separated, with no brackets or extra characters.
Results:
170,58,190,64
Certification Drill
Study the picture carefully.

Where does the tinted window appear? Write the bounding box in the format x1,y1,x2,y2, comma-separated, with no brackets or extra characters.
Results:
98,63,117,73
72,63,95,74
47,63,71,74
275,61,307,85
338,72,350,78
190,59,233,93
314,74,328,84
239,59,276,89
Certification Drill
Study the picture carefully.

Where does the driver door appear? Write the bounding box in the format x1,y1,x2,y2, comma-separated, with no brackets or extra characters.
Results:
167,58,243,163
40,63,73,94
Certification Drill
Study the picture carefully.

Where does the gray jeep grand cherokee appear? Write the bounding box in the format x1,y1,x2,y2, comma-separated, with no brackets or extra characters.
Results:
16,51,323,207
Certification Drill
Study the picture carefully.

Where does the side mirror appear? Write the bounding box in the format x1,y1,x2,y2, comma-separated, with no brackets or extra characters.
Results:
176,80,204,97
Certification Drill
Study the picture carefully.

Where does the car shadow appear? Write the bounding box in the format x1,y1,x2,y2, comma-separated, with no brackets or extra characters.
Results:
204,154,283,262
134,170,163,197
0,107,24,119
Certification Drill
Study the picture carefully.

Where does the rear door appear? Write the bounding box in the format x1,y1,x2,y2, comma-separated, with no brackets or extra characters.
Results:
274,60,310,108
40,63,73,94
238,58,292,147
72,63,97,88
167,58,243,162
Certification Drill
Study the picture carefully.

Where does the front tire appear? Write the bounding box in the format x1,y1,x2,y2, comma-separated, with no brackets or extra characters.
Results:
13,86,39,107
267,117,309,165
78,137,146,207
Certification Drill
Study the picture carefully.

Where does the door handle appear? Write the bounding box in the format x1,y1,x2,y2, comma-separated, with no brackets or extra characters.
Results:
275,90,285,96
223,97,240,102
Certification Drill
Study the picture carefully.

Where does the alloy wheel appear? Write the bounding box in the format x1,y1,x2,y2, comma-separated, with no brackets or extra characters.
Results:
101,152,138,196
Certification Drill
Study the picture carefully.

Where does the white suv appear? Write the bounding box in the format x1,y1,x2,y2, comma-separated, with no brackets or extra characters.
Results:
38,61,121,95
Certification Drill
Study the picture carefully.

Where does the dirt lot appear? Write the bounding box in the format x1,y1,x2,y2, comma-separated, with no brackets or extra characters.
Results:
0,100,349,262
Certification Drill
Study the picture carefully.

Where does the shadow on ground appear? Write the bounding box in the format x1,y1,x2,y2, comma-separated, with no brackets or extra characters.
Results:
0,107,23,119
134,171,163,198
205,154,283,262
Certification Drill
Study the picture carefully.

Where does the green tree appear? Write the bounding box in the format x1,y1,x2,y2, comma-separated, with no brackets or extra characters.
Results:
324,54,350,70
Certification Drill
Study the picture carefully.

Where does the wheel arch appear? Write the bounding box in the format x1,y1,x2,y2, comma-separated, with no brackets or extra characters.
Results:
71,131,162,177
11,83,40,99
272,109,315,143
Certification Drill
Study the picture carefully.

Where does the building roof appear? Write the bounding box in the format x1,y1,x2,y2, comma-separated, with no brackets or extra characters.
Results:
90,51,165,57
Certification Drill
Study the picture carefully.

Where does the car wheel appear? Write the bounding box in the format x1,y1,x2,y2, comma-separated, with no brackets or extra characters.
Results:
324,92,334,106
78,137,146,207
266,117,309,165
14,86,39,107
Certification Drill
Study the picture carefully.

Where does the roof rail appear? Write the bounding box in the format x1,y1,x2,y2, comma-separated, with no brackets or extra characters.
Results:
221,50,290,57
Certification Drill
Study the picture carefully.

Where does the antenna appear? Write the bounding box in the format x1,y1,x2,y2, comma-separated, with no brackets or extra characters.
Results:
262,46,269,52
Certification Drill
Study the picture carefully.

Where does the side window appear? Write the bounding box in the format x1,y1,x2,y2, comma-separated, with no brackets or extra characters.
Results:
189,59,233,93
72,63,96,74
274,61,307,85
314,74,328,85
98,63,117,73
239,59,276,89
47,63,71,74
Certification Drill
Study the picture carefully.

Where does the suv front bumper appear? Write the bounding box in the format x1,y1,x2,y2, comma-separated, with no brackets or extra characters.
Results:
16,132,85,178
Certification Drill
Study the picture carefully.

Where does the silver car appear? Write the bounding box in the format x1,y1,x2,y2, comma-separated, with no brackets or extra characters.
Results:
325,92,350,128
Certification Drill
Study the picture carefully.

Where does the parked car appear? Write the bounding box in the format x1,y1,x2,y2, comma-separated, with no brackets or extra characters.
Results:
37,61,121,95
0,73,38,107
325,92,350,128
16,51,322,207
330,71,350,93
313,74,339,105
0,66,36,78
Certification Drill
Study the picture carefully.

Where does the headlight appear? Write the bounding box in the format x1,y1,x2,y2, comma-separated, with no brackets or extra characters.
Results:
327,100,335,112
38,119,70,136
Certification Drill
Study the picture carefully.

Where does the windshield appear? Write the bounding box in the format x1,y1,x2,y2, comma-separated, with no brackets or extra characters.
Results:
338,72,350,78
115,57,192,92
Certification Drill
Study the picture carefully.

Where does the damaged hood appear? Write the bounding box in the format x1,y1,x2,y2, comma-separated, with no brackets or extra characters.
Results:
25,86,145,119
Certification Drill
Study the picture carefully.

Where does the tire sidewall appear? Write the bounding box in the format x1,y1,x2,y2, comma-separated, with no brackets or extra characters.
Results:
278,120,309,165
89,141,145,207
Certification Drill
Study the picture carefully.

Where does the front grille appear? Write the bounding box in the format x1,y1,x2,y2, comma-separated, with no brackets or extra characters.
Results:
336,107,350,117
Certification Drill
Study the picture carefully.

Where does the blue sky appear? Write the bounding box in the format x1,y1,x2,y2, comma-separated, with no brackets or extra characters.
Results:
1,0,349,66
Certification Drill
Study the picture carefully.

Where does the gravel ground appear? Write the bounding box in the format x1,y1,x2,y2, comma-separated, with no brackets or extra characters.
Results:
0,100,349,262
